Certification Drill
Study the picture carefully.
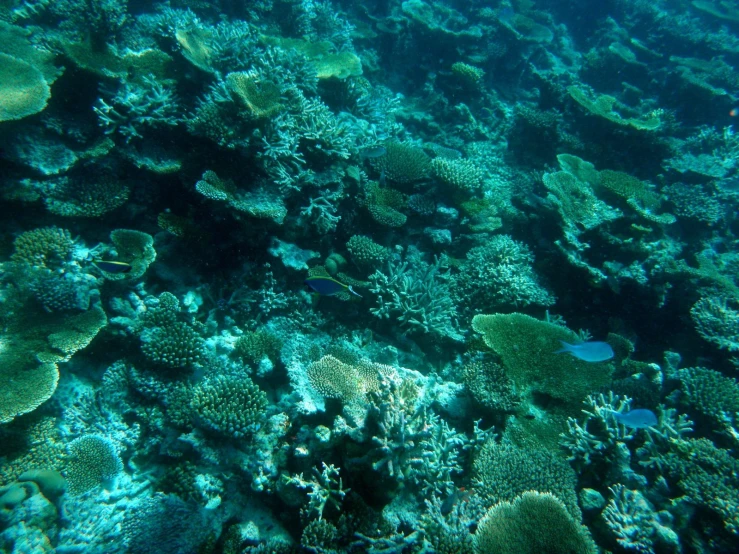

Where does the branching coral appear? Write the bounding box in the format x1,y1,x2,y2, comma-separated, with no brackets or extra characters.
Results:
44,173,130,218
453,235,555,314
282,462,348,520
346,235,390,270
95,75,180,142
602,484,661,552
191,374,267,439
65,435,122,496
370,253,462,341
371,141,431,185
691,295,739,351
139,292,205,369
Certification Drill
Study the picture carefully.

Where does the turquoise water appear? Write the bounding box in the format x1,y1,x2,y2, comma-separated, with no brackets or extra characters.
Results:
1,0,738,552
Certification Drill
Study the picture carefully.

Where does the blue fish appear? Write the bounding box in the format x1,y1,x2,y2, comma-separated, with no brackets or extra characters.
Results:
305,276,362,298
554,340,614,362
608,408,658,429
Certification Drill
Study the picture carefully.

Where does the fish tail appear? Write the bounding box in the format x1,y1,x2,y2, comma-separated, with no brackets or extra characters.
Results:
553,340,572,354
348,286,362,298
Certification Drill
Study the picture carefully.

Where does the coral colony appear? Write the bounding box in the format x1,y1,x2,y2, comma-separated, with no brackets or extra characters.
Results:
2,0,739,553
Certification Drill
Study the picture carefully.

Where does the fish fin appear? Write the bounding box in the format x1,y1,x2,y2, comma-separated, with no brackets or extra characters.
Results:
348,286,362,298
553,340,573,354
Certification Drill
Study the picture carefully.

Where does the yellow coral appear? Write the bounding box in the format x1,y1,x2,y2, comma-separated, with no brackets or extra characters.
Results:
226,71,282,119
313,51,363,79
451,62,484,88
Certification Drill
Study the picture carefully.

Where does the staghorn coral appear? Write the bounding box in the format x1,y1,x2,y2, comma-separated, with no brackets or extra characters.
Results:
191,374,267,439
282,462,348,520
473,491,596,554
369,253,462,341
65,435,122,496
602,484,663,553
95,75,180,142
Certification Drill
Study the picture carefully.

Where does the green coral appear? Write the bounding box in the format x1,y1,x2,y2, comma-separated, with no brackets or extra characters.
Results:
140,293,205,369
653,438,739,534
233,329,282,367
363,181,408,228
103,229,156,280
371,142,431,185
44,174,130,218
691,296,739,352
307,355,366,402
10,227,75,269
473,440,581,520
65,435,123,496
346,235,390,269
451,62,484,89
0,52,50,122
674,367,739,425
453,235,555,313
473,491,597,554
195,170,287,224
191,374,267,439
471,313,613,406
567,85,662,131
431,157,484,192
463,358,520,413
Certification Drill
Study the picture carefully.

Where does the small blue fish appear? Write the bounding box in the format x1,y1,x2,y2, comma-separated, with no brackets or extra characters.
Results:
607,408,658,429
93,259,132,274
554,340,614,362
305,276,362,298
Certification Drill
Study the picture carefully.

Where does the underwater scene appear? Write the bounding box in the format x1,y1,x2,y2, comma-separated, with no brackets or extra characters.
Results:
2,0,739,552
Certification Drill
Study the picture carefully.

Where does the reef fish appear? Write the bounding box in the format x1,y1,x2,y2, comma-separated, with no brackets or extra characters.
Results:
305,276,362,298
554,340,614,362
359,145,387,159
608,408,658,429
93,260,132,274
440,487,471,516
